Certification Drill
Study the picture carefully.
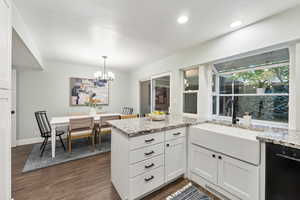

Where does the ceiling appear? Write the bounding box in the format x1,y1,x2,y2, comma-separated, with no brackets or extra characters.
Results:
13,0,300,70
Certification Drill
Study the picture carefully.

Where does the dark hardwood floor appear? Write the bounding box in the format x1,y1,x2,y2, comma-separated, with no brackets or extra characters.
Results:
12,144,219,200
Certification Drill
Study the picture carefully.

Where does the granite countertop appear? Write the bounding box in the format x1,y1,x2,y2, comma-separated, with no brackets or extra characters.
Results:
108,115,300,149
207,119,300,149
108,115,206,137
257,129,300,149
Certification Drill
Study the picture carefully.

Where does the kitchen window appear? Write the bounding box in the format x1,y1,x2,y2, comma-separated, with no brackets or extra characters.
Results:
183,68,199,115
212,48,289,124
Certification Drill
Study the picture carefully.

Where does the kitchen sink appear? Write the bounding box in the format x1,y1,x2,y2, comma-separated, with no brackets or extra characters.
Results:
190,123,261,165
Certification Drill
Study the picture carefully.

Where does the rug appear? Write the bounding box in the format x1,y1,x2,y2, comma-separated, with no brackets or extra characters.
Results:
166,183,210,200
23,135,111,173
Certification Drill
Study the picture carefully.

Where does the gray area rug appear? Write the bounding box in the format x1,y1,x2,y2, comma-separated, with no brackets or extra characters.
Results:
166,183,210,200
23,135,111,173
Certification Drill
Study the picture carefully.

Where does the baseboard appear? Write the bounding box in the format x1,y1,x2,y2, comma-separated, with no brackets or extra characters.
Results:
16,137,43,146
16,134,69,146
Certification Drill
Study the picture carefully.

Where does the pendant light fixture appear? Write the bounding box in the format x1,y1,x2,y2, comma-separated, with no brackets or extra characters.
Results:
94,56,115,82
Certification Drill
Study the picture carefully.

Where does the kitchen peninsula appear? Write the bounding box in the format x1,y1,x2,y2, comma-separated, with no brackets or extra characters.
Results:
108,115,204,200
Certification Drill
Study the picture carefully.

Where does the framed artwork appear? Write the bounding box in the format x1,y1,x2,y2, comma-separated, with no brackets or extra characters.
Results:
70,77,109,106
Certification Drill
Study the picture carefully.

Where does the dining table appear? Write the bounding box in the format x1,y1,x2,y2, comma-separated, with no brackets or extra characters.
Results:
50,113,122,158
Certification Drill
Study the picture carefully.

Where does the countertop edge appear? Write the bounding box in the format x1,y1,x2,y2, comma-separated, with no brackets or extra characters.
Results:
257,136,300,150
108,121,203,137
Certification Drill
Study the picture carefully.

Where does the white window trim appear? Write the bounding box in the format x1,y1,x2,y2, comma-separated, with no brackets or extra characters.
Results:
182,67,199,117
212,61,289,126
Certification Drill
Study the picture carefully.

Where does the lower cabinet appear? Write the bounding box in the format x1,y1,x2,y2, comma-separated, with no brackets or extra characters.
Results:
190,144,259,200
165,137,186,182
112,127,186,200
190,144,218,184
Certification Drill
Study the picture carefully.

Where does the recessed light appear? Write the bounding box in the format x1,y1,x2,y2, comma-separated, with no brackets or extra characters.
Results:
177,16,189,24
230,21,242,28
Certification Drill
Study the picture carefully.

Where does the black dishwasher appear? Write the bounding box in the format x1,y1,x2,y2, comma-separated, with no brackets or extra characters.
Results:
266,143,300,200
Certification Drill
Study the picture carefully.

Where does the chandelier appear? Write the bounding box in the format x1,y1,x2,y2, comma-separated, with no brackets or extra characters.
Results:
94,56,115,82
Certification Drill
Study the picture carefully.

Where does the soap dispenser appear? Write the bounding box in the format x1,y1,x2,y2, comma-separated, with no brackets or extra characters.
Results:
243,112,252,128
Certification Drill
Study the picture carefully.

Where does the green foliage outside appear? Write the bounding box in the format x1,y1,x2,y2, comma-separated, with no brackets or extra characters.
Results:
230,66,289,88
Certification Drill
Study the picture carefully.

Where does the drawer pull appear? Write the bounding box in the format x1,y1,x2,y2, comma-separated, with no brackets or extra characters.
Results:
145,163,155,169
144,151,154,156
173,132,181,136
145,138,155,143
144,175,154,182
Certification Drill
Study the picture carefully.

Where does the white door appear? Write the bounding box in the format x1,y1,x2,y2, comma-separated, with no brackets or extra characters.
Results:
0,89,11,200
165,137,186,182
190,144,218,184
11,69,16,147
0,0,11,89
218,154,259,200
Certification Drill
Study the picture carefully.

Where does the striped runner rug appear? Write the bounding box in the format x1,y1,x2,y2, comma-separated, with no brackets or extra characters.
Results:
166,183,210,200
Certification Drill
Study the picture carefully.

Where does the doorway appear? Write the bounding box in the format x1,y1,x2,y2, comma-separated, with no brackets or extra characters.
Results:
139,80,151,117
152,75,170,113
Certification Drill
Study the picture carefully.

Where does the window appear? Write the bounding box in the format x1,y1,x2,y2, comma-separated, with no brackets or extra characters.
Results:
212,49,289,123
183,68,199,115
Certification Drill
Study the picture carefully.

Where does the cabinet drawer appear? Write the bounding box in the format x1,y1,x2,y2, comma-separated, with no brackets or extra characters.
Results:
129,132,164,150
130,143,164,164
129,166,164,200
130,155,164,178
165,128,185,141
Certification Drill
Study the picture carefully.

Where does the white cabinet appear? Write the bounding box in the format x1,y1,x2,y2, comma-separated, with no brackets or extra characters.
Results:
218,155,259,200
190,144,259,200
0,90,11,200
0,0,11,89
112,127,187,200
190,144,218,184
165,137,186,182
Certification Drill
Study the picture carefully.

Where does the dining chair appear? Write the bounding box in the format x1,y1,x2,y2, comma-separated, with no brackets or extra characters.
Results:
68,117,95,152
122,107,134,115
35,111,66,157
120,114,139,119
95,115,120,145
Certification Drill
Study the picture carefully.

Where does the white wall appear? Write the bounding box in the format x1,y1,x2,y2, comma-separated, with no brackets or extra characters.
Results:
129,5,300,122
17,60,131,142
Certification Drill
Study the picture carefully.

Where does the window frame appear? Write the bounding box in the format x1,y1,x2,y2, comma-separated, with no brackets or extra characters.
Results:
182,67,199,117
211,62,289,127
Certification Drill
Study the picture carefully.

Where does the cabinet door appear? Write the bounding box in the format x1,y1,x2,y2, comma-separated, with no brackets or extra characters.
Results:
165,137,186,182
190,144,218,184
0,90,11,200
218,154,259,200
0,0,11,89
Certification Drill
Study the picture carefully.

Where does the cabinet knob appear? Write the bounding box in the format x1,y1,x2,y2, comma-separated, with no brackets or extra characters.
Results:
212,154,216,158
166,144,170,147
218,156,222,160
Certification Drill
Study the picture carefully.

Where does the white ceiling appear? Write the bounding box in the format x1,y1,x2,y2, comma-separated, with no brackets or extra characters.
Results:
13,0,300,70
